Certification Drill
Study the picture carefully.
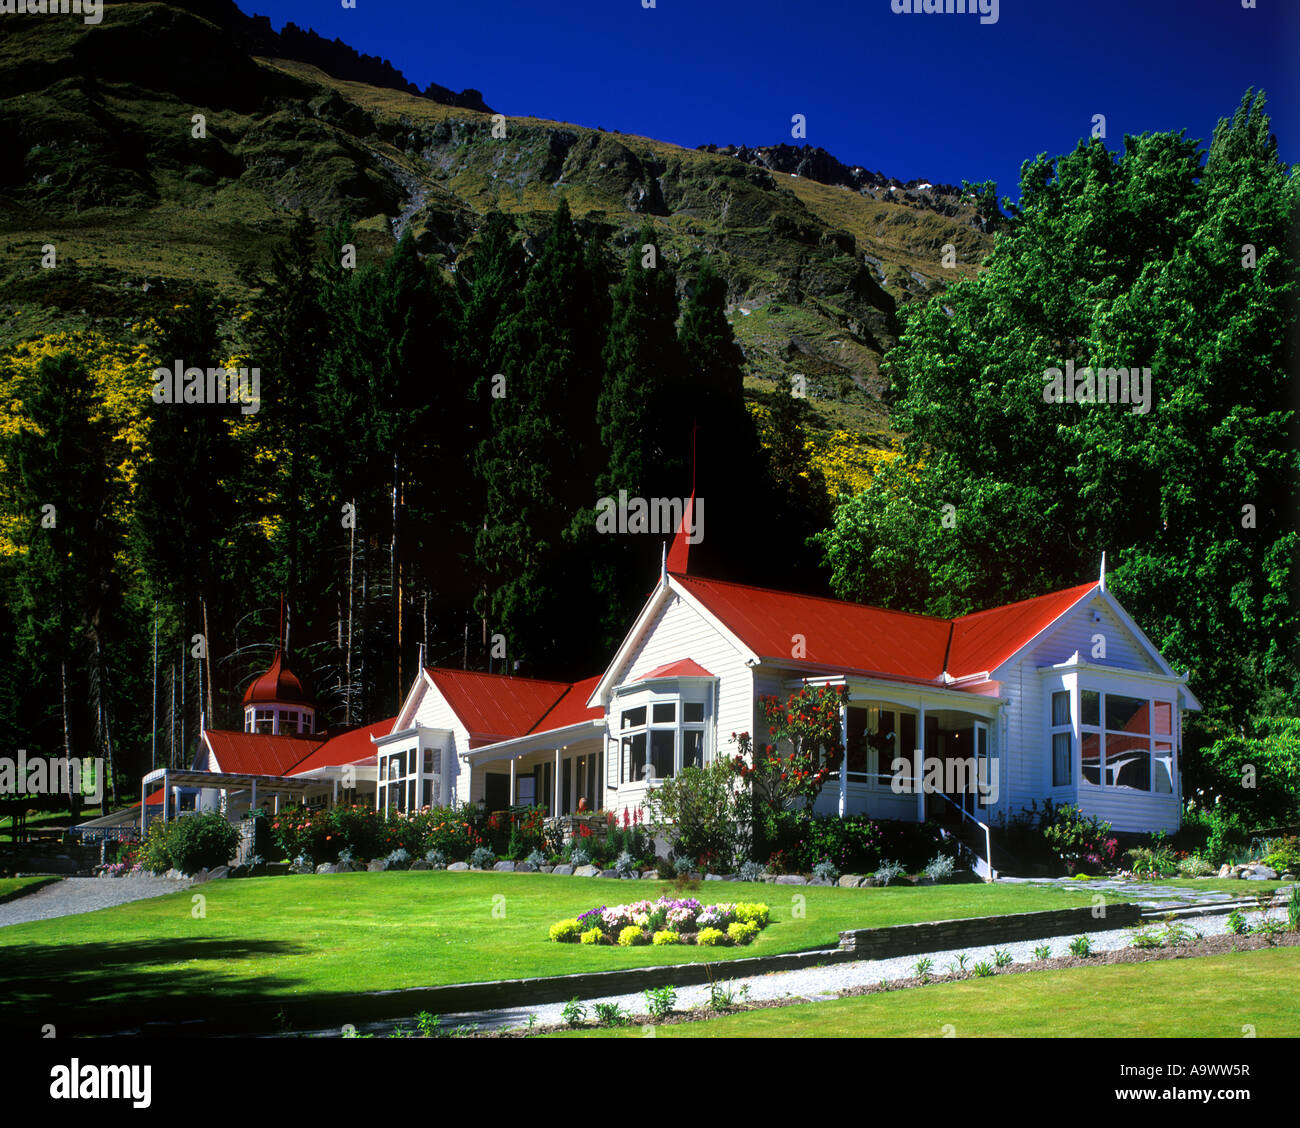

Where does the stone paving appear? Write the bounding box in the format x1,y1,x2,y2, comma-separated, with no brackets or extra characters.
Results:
996,875,1297,912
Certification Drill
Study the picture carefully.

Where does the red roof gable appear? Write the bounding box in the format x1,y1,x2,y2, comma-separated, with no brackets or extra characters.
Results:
946,582,1097,678
203,730,327,776
242,650,314,708
527,675,604,734
642,658,715,679
291,718,395,775
672,573,1099,684
425,668,571,742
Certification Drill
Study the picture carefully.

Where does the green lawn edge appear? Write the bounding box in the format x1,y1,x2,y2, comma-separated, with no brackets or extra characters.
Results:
550,946,1300,1038
0,876,62,905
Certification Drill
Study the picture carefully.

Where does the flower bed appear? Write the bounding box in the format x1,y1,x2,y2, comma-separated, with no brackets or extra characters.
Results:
550,897,770,946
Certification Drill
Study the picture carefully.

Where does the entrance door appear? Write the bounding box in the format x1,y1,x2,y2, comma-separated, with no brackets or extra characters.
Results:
484,773,509,813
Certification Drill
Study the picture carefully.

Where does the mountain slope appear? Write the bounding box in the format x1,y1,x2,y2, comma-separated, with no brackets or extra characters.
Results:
0,0,993,442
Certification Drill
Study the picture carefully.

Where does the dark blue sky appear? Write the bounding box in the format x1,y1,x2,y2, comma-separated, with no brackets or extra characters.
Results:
246,0,1297,202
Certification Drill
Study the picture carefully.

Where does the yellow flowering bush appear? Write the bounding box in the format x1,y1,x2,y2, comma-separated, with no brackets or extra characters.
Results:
733,902,770,927
727,920,760,945
549,919,582,943
579,927,604,945
696,927,726,947
617,925,646,947
651,930,681,946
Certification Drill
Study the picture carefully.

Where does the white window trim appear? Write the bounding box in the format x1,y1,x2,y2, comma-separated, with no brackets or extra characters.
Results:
612,678,714,784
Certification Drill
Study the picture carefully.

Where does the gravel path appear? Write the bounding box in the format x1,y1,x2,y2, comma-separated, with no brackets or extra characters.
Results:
0,875,193,929
312,904,1284,1037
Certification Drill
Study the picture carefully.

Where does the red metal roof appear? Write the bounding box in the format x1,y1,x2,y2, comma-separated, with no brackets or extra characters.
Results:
672,573,1098,683
673,574,952,680
242,650,315,708
642,658,716,679
946,582,1097,678
290,718,395,774
665,495,696,574
203,730,327,776
527,675,604,734
425,668,572,742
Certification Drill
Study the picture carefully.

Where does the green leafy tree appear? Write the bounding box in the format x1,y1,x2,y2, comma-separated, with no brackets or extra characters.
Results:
817,90,1298,724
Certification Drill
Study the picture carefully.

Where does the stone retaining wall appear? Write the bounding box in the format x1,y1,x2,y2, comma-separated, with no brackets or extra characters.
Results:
837,902,1143,958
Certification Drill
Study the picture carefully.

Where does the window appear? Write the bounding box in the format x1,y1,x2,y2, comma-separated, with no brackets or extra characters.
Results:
376,746,423,813
844,704,916,786
616,691,710,782
1050,690,1072,787
1077,690,1175,794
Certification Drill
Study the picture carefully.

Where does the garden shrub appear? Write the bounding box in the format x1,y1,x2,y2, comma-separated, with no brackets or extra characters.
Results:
652,930,681,945
469,845,495,869
696,927,726,946
424,847,446,867
737,859,765,882
525,848,548,868
559,897,768,946
614,850,637,878
874,859,904,886
727,920,759,945
138,818,174,874
643,759,749,873
924,854,956,882
734,902,770,927
812,858,839,882
617,925,646,947
1261,836,1300,874
549,919,582,943
580,927,604,944
1125,843,1178,878
568,844,591,867
1176,854,1216,877
383,848,411,870
1043,804,1118,874
1184,717,1300,828
167,812,241,873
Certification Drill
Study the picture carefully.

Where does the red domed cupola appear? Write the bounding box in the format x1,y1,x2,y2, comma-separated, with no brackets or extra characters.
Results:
242,650,317,735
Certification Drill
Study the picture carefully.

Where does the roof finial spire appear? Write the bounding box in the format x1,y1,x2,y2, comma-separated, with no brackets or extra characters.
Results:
1099,551,1107,592
660,539,667,587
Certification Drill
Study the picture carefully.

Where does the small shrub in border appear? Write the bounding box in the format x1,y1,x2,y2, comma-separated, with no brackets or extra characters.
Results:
924,854,956,882
579,927,604,945
652,930,681,946
549,919,582,943
618,925,646,947
874,859,905,886
424,847,446,867
737,859,765,882
469,845,495,869
697,927,726,946
727,920,759,945
812,858,839,883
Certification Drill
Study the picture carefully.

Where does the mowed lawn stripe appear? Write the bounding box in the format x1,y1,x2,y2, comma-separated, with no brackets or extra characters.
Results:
551,947,1300,1038
0,873,1107,1030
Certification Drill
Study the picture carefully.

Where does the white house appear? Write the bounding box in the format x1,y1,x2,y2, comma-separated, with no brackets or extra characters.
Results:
143,525,1200,876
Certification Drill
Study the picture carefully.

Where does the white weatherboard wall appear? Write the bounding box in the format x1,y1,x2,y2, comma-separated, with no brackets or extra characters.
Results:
604,588,755,802
996,592,1182,832
411,683,471,806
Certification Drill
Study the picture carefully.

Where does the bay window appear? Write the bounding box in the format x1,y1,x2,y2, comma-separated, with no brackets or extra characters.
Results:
617,689,710,782
1072,687,1175,794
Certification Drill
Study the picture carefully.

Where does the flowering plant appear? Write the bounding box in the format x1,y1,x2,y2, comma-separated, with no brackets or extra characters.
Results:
553,898,768,945
731,685,848,812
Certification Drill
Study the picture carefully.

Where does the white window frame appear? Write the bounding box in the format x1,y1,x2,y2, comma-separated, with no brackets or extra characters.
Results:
612,678,713,784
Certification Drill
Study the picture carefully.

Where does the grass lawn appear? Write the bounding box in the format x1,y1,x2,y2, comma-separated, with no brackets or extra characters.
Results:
0,876,61,904
0,872,1109,1033
552,947,1300,1038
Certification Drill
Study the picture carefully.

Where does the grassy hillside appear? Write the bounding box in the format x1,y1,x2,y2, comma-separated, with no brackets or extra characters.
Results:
0,0,993,451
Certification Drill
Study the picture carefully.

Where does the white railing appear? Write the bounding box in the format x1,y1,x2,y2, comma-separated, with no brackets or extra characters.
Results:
934,791,996,882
